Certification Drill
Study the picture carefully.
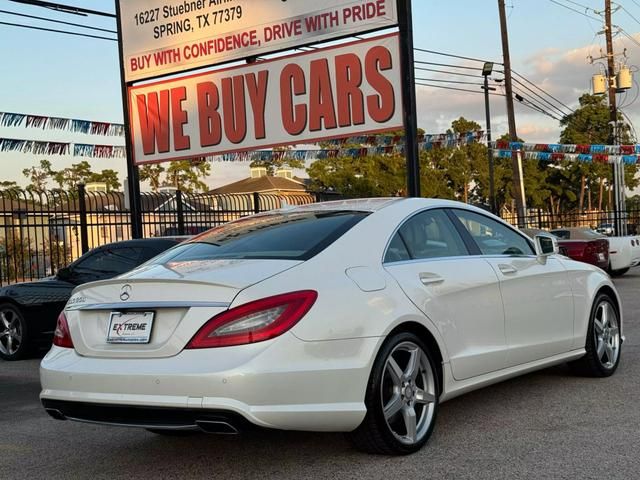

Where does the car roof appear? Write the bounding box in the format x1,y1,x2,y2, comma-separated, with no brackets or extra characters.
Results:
96,238,182,250
278,197,493,214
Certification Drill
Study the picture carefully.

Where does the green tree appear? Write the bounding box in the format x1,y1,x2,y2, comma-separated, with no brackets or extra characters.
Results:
22,160,54,192
441,117,485,204
52,161,93,189
0,181,20,193
139,164,165,192
162,160,212,193
559,93,637,212
88,169,121,192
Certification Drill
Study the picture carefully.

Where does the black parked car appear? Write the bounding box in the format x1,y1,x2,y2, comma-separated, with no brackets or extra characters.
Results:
0,238,181,361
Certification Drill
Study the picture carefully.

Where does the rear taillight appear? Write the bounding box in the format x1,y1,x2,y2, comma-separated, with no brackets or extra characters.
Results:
186,290,318,349
53,312,74,348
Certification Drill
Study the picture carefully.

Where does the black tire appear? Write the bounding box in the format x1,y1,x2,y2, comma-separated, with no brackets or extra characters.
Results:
569,293,621,377
347,332,439,455
610,268,629,277
0,303,30,361
146,429,200,437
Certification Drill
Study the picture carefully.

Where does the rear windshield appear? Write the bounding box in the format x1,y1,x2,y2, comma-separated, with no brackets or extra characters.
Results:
149,210,369,262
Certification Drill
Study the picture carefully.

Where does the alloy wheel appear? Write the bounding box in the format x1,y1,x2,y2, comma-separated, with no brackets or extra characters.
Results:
593,301,620,369
380,341,437,446
0,308,22,356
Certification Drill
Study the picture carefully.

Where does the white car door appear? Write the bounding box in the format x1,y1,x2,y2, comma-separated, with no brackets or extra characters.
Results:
384,208,507,381
450,209,574,367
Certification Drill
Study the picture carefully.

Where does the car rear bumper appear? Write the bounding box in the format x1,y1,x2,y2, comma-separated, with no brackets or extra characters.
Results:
41,399,252,434
40,333,380,432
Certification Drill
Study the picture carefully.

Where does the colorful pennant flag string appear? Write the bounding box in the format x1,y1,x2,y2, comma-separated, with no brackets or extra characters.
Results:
0,138,125,159
492,149,640,165
1,111,485,147
0,112,123,137
490,140,640,156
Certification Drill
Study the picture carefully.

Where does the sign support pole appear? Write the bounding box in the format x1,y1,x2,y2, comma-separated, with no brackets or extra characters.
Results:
397,0,420,197
115,0,143,239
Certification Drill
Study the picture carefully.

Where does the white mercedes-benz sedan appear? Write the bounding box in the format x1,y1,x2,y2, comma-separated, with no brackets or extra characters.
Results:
41,198,623,455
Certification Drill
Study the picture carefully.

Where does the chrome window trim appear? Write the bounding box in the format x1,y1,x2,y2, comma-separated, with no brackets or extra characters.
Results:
66,301,229,311
381,206,472,265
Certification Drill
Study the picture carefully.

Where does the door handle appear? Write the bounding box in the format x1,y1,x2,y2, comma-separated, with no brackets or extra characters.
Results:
498,264,518,275
419,272,444,285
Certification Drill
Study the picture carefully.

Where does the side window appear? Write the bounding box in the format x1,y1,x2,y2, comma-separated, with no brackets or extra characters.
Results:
385,209,468,262
452,210,535,256
384,233,411,263
552,230,570,240
73,247,143,279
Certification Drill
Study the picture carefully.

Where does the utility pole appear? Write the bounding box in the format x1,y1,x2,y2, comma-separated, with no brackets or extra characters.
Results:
498,0,527,227
398,0,420,197
482,63,497,214
604,0,626,235
115,0,143,239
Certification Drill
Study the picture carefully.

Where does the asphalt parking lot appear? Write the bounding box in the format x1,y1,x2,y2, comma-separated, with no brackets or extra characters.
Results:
2,272,639,480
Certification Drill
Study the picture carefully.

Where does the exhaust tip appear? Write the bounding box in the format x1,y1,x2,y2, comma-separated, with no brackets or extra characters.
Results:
45,408,67,421
196,420,239,435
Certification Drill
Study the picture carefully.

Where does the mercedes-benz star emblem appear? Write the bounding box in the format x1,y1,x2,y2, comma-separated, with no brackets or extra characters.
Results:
120,284,132,302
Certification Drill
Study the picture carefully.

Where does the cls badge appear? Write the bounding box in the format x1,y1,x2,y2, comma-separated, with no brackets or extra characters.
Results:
120,284,132,302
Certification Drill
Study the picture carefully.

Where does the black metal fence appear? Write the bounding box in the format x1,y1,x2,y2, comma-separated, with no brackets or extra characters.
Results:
2,186,637,286
0,187,330,286
502,209,640,234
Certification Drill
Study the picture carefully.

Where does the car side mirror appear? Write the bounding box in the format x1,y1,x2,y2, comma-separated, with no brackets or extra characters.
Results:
56,266,72,280
534,234,559,257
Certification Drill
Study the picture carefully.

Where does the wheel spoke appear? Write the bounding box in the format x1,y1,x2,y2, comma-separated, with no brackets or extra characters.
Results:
597,338,606,359
6,333,12,352
414,387,435,405
609,327,619,337
404,348,420,381
0,312,9,329
601,304,610,328
594,318,604,334
605,343,615,363
384,393,404,420
386,357,403,388
402,406,417,443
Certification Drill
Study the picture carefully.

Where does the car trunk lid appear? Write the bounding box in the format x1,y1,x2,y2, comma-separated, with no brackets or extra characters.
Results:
65,259,300,358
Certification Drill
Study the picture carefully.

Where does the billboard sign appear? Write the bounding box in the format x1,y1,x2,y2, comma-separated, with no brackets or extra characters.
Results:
118,0,398,82
128,33,403,165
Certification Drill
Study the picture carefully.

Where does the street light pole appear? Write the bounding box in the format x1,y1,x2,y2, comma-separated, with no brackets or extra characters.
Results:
482,63,497,214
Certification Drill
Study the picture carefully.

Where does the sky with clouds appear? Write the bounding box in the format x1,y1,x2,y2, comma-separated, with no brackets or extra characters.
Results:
1,0,640,190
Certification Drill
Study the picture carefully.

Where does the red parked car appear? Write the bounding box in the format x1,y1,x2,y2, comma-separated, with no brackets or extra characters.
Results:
522,228,609,270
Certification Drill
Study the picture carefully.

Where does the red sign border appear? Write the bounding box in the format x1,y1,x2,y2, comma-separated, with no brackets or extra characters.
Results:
128,32,404,166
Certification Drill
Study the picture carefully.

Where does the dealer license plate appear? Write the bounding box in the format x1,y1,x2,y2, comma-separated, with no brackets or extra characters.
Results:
107,312,154,344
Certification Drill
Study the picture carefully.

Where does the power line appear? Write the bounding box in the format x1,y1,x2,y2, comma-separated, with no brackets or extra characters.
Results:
511,69,576,113
416,82,505,96
615,3,640,26
0,20,116,41
0,9,116,33
414,66,482,78
8,0,115,18
617,26,640,48
413,47,503,65
511,76,571,117
511,86,562,120
561,0,600,14
414,60,483,71
415,77,485,86
548,0,602,21
514,95,561,120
